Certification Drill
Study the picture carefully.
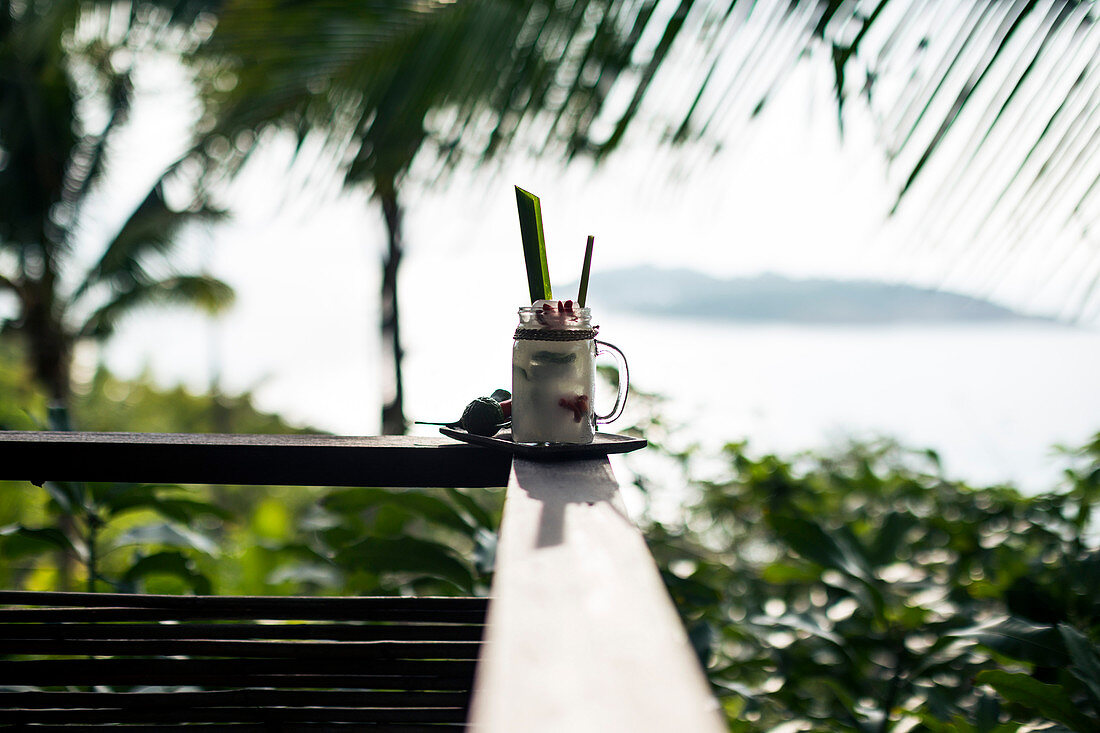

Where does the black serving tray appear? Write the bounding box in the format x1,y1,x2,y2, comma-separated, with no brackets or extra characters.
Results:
439,427,647,460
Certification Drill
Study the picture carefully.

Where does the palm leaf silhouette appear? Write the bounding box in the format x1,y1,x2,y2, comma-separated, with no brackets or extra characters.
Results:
1,0,231,402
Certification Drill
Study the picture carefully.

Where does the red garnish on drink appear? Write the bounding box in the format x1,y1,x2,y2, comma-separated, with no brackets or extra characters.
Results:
558,394,590,423
536,300,582,327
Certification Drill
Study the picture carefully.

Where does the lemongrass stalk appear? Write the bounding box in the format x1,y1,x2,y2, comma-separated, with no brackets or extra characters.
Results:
515,186,552,302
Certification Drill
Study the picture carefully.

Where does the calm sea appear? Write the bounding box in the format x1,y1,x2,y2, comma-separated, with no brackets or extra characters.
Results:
104,307,1100,494
402,313,1100,493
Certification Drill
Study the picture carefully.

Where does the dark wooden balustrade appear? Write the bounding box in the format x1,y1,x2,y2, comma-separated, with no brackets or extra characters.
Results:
0,591,483,729
0,431,723,731
0,431,511,487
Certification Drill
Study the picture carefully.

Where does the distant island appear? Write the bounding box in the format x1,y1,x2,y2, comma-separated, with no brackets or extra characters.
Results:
574,266,1052,324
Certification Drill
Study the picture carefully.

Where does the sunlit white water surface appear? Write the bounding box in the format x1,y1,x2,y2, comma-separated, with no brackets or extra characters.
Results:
402,314,1100,493
103,306,1100,493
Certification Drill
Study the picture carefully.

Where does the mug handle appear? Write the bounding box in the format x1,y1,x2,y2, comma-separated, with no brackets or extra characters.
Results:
594,339,629,425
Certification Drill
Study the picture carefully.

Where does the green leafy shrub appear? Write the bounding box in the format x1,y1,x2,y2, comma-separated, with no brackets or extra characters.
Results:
637,437,1100,731
0,350,504,596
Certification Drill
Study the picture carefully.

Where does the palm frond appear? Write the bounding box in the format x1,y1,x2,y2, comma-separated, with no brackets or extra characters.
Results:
73,174,226,302
60,66,135,218
195,0,694,180
851,0,1100,315
199,2,433,135
0,0,82,248
195,0,1100,317
77,274,234,341
0,0,240,401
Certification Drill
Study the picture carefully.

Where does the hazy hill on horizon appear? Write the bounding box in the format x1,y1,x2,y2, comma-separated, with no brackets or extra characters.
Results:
574,267,1052,324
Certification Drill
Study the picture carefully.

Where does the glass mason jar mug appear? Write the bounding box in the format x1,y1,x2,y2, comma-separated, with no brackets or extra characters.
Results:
511,301,629,444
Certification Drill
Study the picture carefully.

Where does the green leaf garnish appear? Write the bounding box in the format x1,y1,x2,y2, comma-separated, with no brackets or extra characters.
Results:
515,186,552,302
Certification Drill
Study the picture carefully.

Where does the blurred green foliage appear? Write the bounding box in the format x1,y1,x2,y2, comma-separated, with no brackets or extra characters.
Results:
636,432,1100,732
0,338,502,596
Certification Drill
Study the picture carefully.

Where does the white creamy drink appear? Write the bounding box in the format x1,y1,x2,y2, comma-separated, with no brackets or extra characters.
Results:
512,337,596,444
511,301,597,444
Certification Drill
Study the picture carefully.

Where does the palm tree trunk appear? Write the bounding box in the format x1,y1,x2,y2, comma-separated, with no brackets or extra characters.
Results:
30,313,77,592
24,278,71,406
23,276,78,590
31,332,70,406
379,185,406,435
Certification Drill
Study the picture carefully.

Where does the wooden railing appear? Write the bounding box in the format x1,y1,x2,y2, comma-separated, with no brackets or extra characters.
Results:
0,431,724,732
0,590,486,727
